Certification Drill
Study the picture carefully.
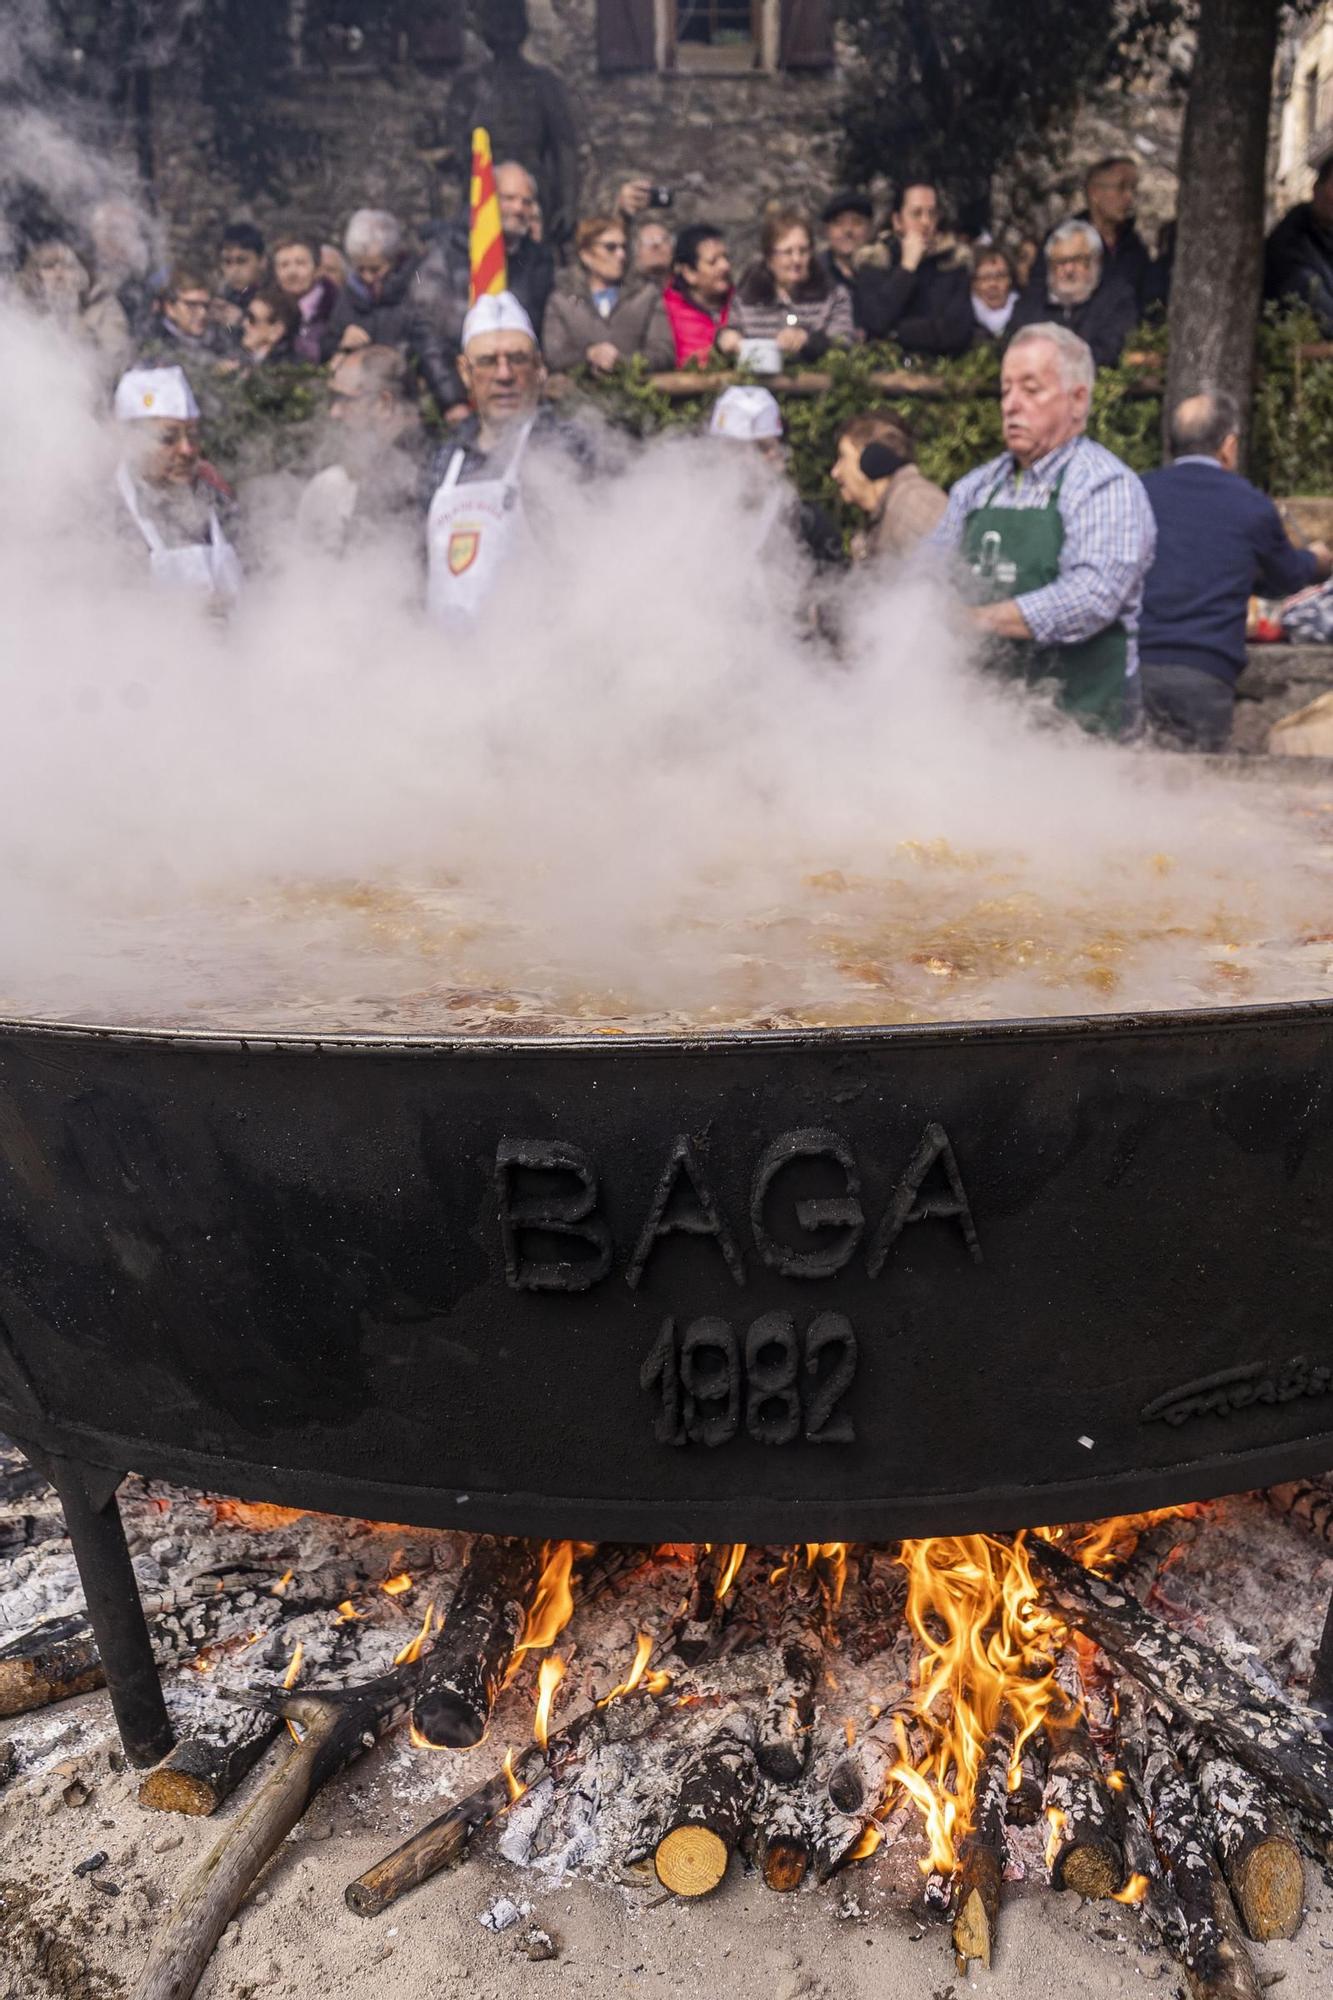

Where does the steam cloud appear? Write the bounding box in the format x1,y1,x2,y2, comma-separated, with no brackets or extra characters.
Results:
1,49,1330,1036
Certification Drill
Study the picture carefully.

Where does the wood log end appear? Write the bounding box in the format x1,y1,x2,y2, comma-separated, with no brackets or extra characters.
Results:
1233,1838,1305,1943
760,1839,808,1895
410,1696,484,1752
755,1742,809,1787
138,1767,223,1817
1056,1844,1124,1902
655,1825,731,1898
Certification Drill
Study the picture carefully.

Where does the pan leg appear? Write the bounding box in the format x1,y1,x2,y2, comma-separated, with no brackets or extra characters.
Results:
47,1454,174,1768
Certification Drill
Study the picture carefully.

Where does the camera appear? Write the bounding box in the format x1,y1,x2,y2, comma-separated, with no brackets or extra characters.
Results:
646,186,674,210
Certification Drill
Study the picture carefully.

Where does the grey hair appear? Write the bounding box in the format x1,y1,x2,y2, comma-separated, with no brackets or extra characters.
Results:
343,208,402,261
1047,216,1104,276
1169,391,1241,458
494,160,537,191
1007,323,1096,395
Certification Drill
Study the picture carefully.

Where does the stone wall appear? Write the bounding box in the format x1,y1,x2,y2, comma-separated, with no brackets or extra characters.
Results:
148,0,1179,267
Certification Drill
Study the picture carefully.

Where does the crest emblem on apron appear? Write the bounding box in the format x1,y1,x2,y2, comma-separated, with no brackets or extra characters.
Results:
448,529,480,576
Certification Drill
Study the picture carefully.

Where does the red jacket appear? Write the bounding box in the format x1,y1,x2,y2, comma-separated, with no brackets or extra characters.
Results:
662,283,732,367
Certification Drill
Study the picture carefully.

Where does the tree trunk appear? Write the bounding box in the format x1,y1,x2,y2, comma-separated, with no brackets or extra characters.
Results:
1165,0,1283,463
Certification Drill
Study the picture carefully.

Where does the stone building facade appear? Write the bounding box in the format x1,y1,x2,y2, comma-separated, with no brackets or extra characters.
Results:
155,0,843,259
1272,4,1333,216
149,0,1181,266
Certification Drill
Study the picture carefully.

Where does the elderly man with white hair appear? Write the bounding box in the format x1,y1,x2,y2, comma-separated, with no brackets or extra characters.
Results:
112,364,242,605
929,323,1155,736
321,208,420,360
423,291,589,626
1008,218,1138,370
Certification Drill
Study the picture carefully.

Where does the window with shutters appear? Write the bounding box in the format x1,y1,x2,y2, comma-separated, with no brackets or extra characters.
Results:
596,1,832,76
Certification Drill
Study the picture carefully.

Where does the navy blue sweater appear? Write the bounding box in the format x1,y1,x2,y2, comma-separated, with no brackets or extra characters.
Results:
1139,458,1320,685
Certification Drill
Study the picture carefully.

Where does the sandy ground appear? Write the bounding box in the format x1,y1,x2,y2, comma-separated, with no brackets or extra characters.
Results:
3,1679,1333,2000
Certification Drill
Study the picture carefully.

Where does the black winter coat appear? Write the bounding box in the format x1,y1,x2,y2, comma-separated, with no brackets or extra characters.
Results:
1264,203,1333,337
1007,273,1138,370
852,249,974,357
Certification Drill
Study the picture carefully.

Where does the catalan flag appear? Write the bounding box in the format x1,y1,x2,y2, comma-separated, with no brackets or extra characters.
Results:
469,127,507,305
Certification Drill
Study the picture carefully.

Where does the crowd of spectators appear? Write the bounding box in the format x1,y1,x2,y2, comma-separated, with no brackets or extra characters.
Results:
12,144,1333,756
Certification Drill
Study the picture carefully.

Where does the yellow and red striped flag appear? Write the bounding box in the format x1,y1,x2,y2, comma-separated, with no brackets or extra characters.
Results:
469,127,507,305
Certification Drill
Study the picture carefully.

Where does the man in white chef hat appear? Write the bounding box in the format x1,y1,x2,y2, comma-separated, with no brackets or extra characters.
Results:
707,385,844,569
113,364,242,605
425,289,588,627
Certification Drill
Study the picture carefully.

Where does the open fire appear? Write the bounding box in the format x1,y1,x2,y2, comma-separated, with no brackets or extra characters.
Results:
2,1439,1332,1998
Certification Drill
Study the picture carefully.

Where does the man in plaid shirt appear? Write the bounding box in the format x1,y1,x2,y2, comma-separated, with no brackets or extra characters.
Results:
929,323,1156,736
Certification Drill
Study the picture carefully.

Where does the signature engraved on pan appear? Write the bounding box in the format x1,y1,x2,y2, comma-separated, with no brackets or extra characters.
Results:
1141,1355,1333,1429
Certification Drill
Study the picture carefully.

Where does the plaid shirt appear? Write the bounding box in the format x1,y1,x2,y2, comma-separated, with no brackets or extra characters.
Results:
929,436,1157,676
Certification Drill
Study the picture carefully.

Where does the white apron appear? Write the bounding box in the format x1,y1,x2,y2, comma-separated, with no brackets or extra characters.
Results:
425,420,535,629
116,462,242,604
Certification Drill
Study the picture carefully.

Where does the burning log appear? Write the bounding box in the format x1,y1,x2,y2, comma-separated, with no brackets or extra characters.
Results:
654,1721,758,1898
755,1561,827,1783
1192,1747,1305,1943
1042,1678,1125,1899
411,1535,545,1750
348,1676,671,1917
132,1661,420,2000
1112,1513,1199,1608
751,1789,812,1893
1006,1731,1048,1827
952,1710,1015,1972
844,1546,906,1664
1265,1480,1333,1546
669,1544,746,1665
0,1611,102,1717
1028,1539,1333,1831
1137,1705,1263,2000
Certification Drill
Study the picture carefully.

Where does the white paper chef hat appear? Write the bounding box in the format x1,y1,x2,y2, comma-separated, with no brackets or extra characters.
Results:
461,290,537,350
708,386,784,443
114,366,200,423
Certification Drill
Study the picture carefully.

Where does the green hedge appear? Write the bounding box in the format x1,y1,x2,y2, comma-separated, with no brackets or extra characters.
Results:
197,312,1332,517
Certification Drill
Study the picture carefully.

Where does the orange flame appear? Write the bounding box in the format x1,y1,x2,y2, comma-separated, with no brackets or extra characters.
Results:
1114,1873,1150,1907
380,1572,413,1597
849,1822,883,1864
335,1600,362,1623
1044,1805,1069,1872
534,1655,567,1750
271,1569,294,1597
599,1633,671,1706
393,1603,435,1667
844,1718,857,1748
888,1535,1063,1876
513,1542,586,1661
282,1641,304,1690
503,1747,525,1804
805,1542,849,1608
714,1543,746,1602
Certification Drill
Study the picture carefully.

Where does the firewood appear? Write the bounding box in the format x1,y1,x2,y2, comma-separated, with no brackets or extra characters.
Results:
1139,1706,1263,2000
131,1661,420,2000
0,1439,49,1507
844,1547,906,1664
411,1535,545,1749
670,1544,744,1666
347,1683,669,1917
0,1611,103,1717
654,1721,757,1898
752,1790,812,1893
1191,1747,1305,1943
1112,1514,1199,1607
137,1711,279,1819
755,1562,827,1783
952,1710,1015,1972
1029,1539,1333,1832
1042,1676,1125,1899
1006,1731,1048,1826
826,1695,927,1819
138,1604,380,1817
1265,1479,1333,1545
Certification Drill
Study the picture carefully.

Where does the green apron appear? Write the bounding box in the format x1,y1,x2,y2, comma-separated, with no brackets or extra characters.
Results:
961,467,1127,735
